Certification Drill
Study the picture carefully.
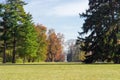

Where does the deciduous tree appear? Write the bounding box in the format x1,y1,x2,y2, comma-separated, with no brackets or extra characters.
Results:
34,24,48,61
46,29,64,62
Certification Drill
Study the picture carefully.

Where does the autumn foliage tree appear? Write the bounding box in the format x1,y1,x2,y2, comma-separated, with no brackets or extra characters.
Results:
34,24,48,61
55,33,64,62
46,29,64,62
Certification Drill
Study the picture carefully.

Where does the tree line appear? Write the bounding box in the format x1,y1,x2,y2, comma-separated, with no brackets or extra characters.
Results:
0,0,64,63
3,0,119,64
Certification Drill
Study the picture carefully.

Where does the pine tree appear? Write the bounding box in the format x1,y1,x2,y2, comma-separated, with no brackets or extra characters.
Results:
0,3,7,63
19,14,38,63
0,3,13,63
5,0,26,63
78,0,120,63
0,0,39,63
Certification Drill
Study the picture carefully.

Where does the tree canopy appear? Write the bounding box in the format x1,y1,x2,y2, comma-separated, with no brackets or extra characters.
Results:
78,0,120,63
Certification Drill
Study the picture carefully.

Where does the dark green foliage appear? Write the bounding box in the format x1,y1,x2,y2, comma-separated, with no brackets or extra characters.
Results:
78,0,120,63
0,3,13,63
4,0,27,63
0,0,38,63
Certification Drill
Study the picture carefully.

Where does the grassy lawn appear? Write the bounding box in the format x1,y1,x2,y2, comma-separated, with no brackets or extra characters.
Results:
0,63,120,80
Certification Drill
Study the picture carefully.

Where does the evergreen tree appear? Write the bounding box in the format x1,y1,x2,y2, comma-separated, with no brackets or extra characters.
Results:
6,0,25,63
0,0,41,63
19,14,38,63
4,0,28,63
0,4,7,63
78,0,120,63
0,3,13,63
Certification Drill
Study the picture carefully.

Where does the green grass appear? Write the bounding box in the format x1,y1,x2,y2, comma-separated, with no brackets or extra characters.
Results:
0,63,120,80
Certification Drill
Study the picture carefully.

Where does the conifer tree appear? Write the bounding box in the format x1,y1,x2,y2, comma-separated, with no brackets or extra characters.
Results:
5,0,27,63
78,0,120,63
19,14,38,63
0,4,7,63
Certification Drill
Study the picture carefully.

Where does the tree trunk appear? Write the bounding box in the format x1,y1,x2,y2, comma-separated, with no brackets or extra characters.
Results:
23,56,26,64
3,40,6,63
12,33,16,63
52,58,54,62
28,58,31,62
52,54,55,62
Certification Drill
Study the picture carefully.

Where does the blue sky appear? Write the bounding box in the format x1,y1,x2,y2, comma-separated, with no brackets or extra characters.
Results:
1,0,89,41
24,0,89,41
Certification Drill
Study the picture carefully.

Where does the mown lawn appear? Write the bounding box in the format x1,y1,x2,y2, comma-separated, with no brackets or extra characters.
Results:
0,63,120,80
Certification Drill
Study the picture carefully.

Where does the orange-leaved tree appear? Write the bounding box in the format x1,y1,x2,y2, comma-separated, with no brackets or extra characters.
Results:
46,29,64,62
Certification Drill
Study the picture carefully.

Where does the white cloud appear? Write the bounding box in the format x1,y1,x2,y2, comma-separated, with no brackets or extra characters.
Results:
24,0,88,17
49,0,89,16
25,0,59,4
24,0,88,40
